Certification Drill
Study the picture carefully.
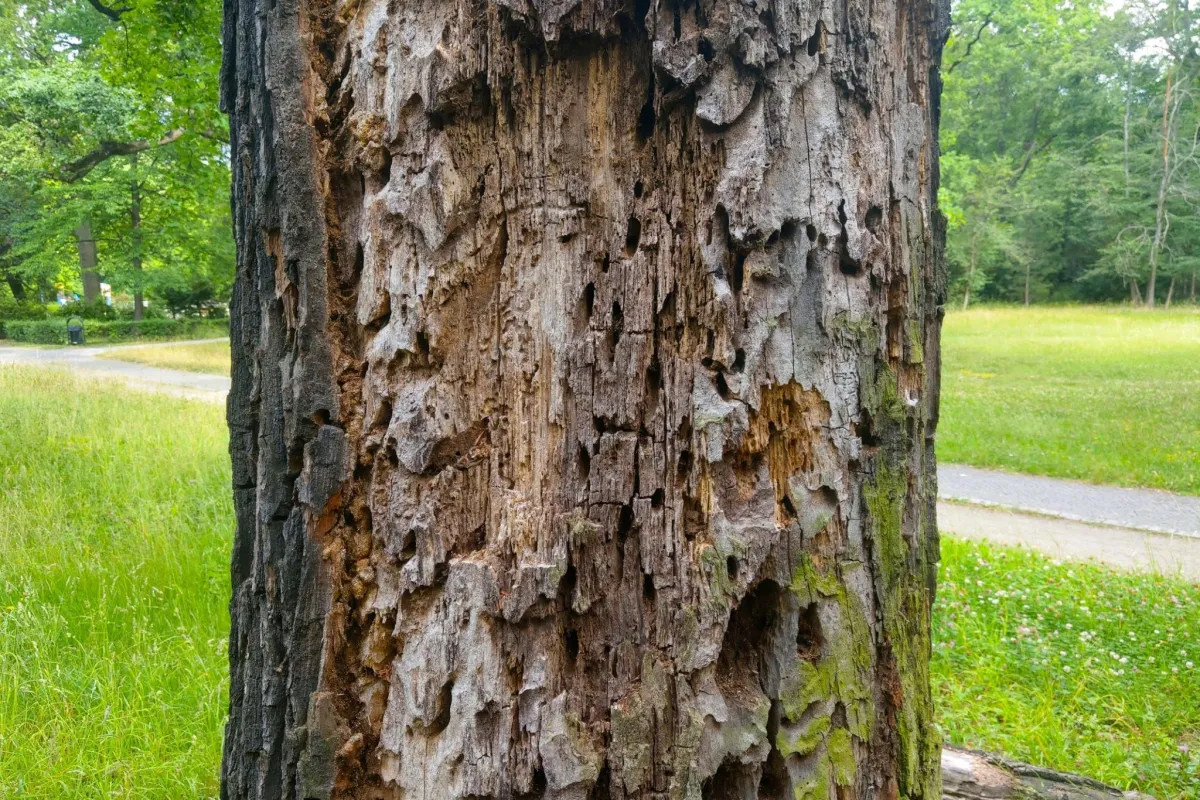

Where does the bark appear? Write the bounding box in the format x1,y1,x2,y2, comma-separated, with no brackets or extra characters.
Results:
3,272,24,300
219,0,948,797
963,230,978,310
74,220,102,303
1147,71,1180,309
940,748,1152,800
130,157,145,321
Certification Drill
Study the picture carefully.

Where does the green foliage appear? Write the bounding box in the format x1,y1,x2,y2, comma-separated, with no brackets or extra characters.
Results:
934,537,1200,798
0,295,49,337
4,317,229,345
942,0,1200,306
0,368,229,797
939,306,1200,494
0,0,232,306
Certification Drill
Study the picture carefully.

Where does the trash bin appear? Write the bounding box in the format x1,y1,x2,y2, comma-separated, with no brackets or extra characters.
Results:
67,315,85,346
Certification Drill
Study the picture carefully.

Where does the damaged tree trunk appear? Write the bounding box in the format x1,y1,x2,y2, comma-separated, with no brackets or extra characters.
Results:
219,0,948,796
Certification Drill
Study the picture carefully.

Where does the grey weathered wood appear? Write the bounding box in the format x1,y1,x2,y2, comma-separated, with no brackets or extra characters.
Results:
219,0,949,796
941,748,1154,800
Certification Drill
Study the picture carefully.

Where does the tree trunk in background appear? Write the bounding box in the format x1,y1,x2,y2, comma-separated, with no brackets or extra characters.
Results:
130,156,145,321
219,0,947,797
73,220,102,303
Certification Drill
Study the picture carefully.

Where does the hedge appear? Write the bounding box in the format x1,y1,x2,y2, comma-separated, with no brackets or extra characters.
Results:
3,318,230,345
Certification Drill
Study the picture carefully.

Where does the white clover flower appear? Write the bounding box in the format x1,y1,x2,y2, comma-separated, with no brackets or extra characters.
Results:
1063,666,1071,673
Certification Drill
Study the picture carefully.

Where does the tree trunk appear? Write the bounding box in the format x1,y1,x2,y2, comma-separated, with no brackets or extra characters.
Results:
3,272,24,301
73,220,102,303
963,230,978,310
219,0,947,798
130,156,145,321
1147,70,1178,309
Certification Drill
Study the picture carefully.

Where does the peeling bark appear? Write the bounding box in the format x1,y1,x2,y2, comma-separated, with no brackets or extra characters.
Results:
219,0,948,796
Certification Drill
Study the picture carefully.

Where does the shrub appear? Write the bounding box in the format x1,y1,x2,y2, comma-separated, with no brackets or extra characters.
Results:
4,318,229,345
54,300,119,321
0,298,51,338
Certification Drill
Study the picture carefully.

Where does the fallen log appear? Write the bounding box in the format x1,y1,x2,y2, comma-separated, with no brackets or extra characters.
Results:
942,747,1154,799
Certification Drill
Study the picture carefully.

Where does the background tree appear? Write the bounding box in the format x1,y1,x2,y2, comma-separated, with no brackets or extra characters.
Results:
0,0,231,314
220,0,946,797
940,0,1200,306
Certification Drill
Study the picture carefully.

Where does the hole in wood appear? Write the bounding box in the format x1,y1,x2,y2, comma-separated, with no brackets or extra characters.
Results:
866,204,883,232
427,679,453,735
797,602,823,661
624,216,642,255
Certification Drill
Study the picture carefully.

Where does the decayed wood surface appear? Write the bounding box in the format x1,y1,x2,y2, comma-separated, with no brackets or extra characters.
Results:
941,748,1154,800
218,0,949,795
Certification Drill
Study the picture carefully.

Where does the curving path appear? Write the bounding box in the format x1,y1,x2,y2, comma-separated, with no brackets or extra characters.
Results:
2,338,1198,577
0,338,230,404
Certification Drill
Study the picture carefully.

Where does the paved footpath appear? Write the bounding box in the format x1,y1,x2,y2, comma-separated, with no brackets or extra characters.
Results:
0,339,230,404
939,463,1200,537
2,339,1198,576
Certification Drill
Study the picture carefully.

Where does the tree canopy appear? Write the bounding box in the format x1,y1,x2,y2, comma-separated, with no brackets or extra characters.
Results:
942,0,1200,307
0,0,231,314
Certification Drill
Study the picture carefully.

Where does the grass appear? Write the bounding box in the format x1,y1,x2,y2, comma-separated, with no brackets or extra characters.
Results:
98,340,231,376
2,324,1196,797
0,366,230,798
939,305,1200,495
935,536,1200,798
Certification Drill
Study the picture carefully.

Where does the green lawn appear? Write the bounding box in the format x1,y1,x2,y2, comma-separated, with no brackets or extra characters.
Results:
939,306,1200,495
0,366,230,798
99,340,231,376
935,537,1200,798
1,352,1196,797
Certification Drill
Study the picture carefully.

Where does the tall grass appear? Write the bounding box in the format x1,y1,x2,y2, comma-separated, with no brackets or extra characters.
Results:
0,367,230,798
98,340,231,376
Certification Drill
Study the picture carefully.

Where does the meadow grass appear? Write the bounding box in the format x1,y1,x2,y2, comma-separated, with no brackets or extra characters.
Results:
1,356,1196,797
939,306,1200,495
0,366,230,798
98,339,231,376
935,536,1200,798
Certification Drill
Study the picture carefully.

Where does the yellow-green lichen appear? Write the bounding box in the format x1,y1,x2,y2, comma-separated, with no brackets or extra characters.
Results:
826,728,855,787
792,759,832,800
907,319,924,365
777,713,831,758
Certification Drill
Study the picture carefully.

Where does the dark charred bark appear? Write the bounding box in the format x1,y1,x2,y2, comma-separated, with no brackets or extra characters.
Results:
219,0,948,797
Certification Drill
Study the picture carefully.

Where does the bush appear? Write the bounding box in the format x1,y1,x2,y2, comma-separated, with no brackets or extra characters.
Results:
0,298,50,338
4,318,229,345
54,300,119,321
